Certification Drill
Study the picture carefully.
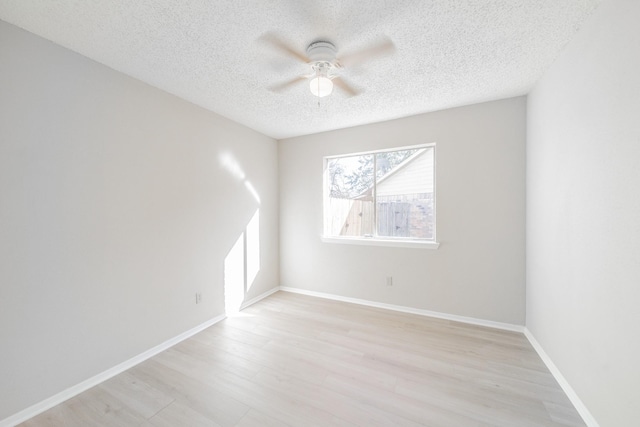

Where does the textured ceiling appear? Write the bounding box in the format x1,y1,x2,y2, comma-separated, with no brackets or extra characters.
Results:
0,0,600,139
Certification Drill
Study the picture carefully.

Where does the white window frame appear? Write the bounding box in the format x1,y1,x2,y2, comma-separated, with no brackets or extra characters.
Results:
322,143,439,249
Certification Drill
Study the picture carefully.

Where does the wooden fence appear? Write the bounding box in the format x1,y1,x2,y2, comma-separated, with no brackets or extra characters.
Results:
327,193,434,239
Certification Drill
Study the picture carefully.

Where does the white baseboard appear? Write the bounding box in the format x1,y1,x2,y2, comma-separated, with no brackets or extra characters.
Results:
5,286,595,427
240,286,280,310
524,328,600,427
278,287,598,426
0,314,226,427
1,286,282,427
278,286,524,333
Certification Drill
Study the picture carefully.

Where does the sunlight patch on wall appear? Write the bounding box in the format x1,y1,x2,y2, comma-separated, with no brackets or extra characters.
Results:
244,181,261,203
219,152,262,314
223,209,261,315
219,151,261,204
224,231,245,315
219,151,246,181
246,209,260,290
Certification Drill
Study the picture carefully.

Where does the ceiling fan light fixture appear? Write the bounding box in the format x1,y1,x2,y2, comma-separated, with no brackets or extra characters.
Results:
309,76,333,97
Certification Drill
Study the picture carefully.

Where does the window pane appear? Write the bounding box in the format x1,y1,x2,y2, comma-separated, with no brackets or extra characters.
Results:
325,154,374,237
375,148,434,239
324,145,435,241
375,149,418,180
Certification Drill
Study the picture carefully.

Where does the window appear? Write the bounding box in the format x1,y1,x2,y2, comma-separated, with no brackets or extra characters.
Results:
323,144,437,248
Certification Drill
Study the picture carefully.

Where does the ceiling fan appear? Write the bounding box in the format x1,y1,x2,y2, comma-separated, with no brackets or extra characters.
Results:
261,33,395,98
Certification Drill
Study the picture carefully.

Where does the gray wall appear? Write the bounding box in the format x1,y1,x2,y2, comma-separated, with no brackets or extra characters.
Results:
279,97,526,325
526,0,640,425
0,21,279,420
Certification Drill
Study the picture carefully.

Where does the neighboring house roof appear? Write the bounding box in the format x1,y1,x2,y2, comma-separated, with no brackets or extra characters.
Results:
356,148,434,200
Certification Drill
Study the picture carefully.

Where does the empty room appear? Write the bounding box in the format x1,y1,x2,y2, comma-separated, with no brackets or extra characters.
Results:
1,1,638,426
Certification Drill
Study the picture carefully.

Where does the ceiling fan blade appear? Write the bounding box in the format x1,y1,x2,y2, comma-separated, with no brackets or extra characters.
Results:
268,76,308,93
332,77,361,97
337,38,395,67
260,32,310,64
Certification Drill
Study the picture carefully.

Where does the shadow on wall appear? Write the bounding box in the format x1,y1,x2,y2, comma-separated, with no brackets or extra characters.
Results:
219,152,261,315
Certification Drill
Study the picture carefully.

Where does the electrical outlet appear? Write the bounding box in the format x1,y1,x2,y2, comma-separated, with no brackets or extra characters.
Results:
195,293,202,304
386,276,393,287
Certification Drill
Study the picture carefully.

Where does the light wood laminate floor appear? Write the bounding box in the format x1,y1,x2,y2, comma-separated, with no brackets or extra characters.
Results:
21,291,586,426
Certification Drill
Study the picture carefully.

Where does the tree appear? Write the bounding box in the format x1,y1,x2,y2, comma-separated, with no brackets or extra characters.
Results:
328,149,418,199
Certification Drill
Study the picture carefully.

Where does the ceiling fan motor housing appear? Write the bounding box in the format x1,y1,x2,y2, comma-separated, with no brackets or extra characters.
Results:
306,41,337,63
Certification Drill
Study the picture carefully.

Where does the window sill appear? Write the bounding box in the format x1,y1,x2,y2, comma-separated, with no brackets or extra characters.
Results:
321,236,440,249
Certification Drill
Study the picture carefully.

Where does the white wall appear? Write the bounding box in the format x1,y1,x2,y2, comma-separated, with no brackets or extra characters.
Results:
526,0,640,425
279,97,526,325
0,20,279,421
